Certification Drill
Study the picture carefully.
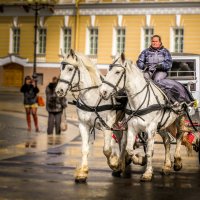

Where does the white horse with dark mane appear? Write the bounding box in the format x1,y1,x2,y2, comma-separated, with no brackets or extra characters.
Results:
55,50,130,182
100,53,191,181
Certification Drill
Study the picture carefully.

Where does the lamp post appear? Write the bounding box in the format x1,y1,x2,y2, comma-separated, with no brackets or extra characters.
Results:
26,0,56,80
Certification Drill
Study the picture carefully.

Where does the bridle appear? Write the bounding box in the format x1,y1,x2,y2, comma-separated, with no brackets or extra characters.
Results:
102,61,174,129
58,61,81,93
102,63,127,95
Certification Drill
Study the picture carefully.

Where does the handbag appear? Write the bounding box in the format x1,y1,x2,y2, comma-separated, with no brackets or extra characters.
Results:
37,96,45,107
60,109,68,131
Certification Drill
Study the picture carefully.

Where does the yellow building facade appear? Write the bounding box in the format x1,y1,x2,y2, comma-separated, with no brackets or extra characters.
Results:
0,0,200,94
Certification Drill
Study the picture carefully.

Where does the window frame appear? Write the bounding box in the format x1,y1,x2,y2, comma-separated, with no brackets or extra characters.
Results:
37,27,47,55
10,27,20,54
62,27,72,54
142,27,154,50
116,27,126,54
87,27,98,56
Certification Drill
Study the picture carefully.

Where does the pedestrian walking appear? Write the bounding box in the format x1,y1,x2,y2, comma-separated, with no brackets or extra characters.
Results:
20,75,39,132
45,77,67,135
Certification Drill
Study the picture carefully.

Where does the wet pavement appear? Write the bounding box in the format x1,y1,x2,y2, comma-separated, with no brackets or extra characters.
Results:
0,90,200,200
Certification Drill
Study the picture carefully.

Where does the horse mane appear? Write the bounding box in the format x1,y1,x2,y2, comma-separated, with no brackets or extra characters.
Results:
64,52,102,86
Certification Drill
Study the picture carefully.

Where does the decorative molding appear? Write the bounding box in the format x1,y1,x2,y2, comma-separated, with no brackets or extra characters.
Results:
146,14,151,27
117,15,123,27
79,7,200,15
64,15,69,27
176,14,181,27
0,55,28,66
39,16,45,27
91,15,96,27
13,16,18,27
1,4,200,17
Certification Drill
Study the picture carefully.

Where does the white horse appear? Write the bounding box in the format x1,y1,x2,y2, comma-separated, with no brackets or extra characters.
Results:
100,53,191,181
55,50,130,182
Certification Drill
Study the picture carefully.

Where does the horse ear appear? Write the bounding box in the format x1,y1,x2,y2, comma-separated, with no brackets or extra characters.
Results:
60,48,65,59
121,52,125,63
69,49,75,58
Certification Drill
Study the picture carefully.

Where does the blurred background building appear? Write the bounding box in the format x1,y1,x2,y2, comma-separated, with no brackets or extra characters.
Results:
0,0,200,107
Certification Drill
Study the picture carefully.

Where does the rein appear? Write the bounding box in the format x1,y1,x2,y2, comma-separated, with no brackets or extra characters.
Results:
58,61,100,93
102,63,175,129
58,61,120,131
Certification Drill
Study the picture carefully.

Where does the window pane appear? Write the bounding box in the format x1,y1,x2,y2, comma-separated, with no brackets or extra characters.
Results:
143,28,154,49
38,28,47,54
89,28,98,55
116,28,125,54
63,28,72,53
12,28,20,54
174,28,184,53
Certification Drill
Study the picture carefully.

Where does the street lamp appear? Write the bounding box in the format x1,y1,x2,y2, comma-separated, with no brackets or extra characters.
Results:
25,0,57,80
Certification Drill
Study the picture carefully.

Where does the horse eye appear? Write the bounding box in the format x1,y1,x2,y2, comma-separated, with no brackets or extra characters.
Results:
61,64,66,70
68,67,73,72
115,71,120,74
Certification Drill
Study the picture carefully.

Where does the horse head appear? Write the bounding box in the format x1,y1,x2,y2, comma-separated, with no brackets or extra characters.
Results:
56,49,80,97
100,53,128,100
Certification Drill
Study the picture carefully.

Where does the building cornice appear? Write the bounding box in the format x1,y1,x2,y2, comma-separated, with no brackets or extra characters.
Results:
1,2,200,16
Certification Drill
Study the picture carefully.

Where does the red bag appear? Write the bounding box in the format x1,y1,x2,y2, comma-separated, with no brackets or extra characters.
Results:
37,96,45,107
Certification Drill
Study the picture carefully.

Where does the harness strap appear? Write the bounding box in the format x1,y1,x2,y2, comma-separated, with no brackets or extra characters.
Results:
125,104,164,116
76,100,124,112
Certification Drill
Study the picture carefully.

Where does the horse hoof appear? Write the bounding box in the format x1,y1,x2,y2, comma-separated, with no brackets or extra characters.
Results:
173,163,182,171
75,177,87,183
125,158,132,166
140,174,153,182
112,170,121,177
161,167,171,176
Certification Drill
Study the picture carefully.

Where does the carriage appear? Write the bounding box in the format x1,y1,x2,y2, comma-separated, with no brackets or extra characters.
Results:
56,50,200,182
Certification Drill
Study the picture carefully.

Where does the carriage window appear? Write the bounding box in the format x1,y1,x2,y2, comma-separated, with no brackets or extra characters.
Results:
89,28,98,55
169,59,196,91
38,28,47,54
143,27,154,49
116,28,126,54
63,28,71,54
12,27,20,54
173,28,184,53
169,59,196,80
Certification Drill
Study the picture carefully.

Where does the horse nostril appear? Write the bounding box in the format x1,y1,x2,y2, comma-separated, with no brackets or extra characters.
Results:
103,90,107,97
60,89,63,93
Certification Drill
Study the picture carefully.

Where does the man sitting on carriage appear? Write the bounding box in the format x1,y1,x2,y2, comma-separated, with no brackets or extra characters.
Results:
136,34,195,107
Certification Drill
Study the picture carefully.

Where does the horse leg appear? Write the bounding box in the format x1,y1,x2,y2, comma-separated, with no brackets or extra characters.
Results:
159,131,172,175
140,129,156,182
74,123,90,183
125,127,145,165
174,132,183,171
119,131,133,178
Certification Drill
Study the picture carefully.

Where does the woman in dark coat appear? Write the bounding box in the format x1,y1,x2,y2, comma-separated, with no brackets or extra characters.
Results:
20,75,39,132
137,34,194,105
46,77,67,135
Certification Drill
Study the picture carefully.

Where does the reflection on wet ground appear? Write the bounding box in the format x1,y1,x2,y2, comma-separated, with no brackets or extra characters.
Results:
0,132,200,200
